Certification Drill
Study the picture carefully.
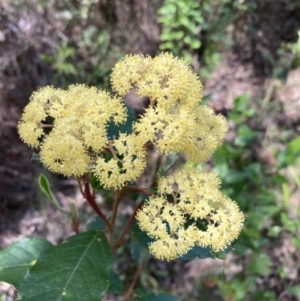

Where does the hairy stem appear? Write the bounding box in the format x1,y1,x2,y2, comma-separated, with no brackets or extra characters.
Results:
81,173,112,229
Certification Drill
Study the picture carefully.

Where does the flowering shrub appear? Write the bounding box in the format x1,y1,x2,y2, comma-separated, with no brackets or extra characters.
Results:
1,53,244,300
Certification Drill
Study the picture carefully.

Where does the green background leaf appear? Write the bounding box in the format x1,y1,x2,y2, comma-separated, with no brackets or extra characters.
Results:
109,271,124,295
19,231,112,301
0,238,52,290
131,222,217,261
178,245,214,260
87,216,106,231
31,153,40,161
107,105,136,139
133,288,182,301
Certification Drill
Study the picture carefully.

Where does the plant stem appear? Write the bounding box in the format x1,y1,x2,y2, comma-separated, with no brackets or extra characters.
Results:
112,200,145,251
108,188,126,245
109,186,153,246
125,185,154,196
71,222,79,234
110,186,153,226
110,187,127,227
124,265,144,301
81,173,112,229
76,177,86,197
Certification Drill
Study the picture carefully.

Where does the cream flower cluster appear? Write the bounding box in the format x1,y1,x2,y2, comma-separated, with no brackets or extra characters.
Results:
19,53,244,258
18,84,146,188
111,53,227,163
136,168,244,260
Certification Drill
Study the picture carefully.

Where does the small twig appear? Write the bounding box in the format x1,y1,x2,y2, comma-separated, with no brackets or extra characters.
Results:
109,187,127,245
71,222,79,234
39,124,54,128
110,186,153,246
112,201,145,251
81,174,112,229
110,187,127,227
112,186,153,250
76,177,86,198
124,265,144,301
125,185,154,196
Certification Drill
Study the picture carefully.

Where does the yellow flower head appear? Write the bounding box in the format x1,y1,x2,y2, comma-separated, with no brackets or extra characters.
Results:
40,129,91,177
18,84,128,177
136,167,244,260
136,196,197,260
111,53,203,111
183,106,228,163
18,86,66,147
54,84,127,153
94,133,147,189
133,104,227,162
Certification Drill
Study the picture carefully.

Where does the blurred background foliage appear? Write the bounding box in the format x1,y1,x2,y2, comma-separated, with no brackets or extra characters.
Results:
0,0,300,300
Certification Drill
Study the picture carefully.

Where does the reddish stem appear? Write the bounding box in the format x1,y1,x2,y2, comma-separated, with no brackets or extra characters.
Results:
81,174,112,229
112,201,145,250
72,222,79,234
124,265,144,301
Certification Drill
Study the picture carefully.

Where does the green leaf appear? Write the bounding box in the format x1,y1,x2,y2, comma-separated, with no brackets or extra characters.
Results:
109,271,124,295
283,136,300,165
38,174,66,215
87,216,106,231
90,173,104,191
178,246,214,260
233,94,250,112
19,231,112,301
247,253,272,276
235,125,257,147
130,241,151,264
107,105,136,139
133,288,182,301
70,202,79,224
31,153,40,161
253,290,276,301
0,238,52,290
287,285,300,298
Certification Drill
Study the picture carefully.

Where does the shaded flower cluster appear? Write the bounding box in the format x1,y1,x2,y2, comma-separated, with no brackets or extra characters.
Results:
136,167,244,260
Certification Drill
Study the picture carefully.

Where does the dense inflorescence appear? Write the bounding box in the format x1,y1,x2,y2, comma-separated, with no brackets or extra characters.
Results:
18,53,244,260
136,167,244,260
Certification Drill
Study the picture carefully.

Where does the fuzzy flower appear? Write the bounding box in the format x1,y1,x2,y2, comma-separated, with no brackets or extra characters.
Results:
40,129,91,177
136,167,244,260
183,106,228,163
133,105,227,162
55,84,127,153
111,53,203,111
136,196,197,260
18,84,128,177
93,133,147,189
18,86,66,147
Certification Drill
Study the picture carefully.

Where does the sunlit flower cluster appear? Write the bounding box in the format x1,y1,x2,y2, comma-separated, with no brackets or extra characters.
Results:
111,53,227,163
19,53,244,259
18,85,140,179
136,167,244,260
94,133,146,190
